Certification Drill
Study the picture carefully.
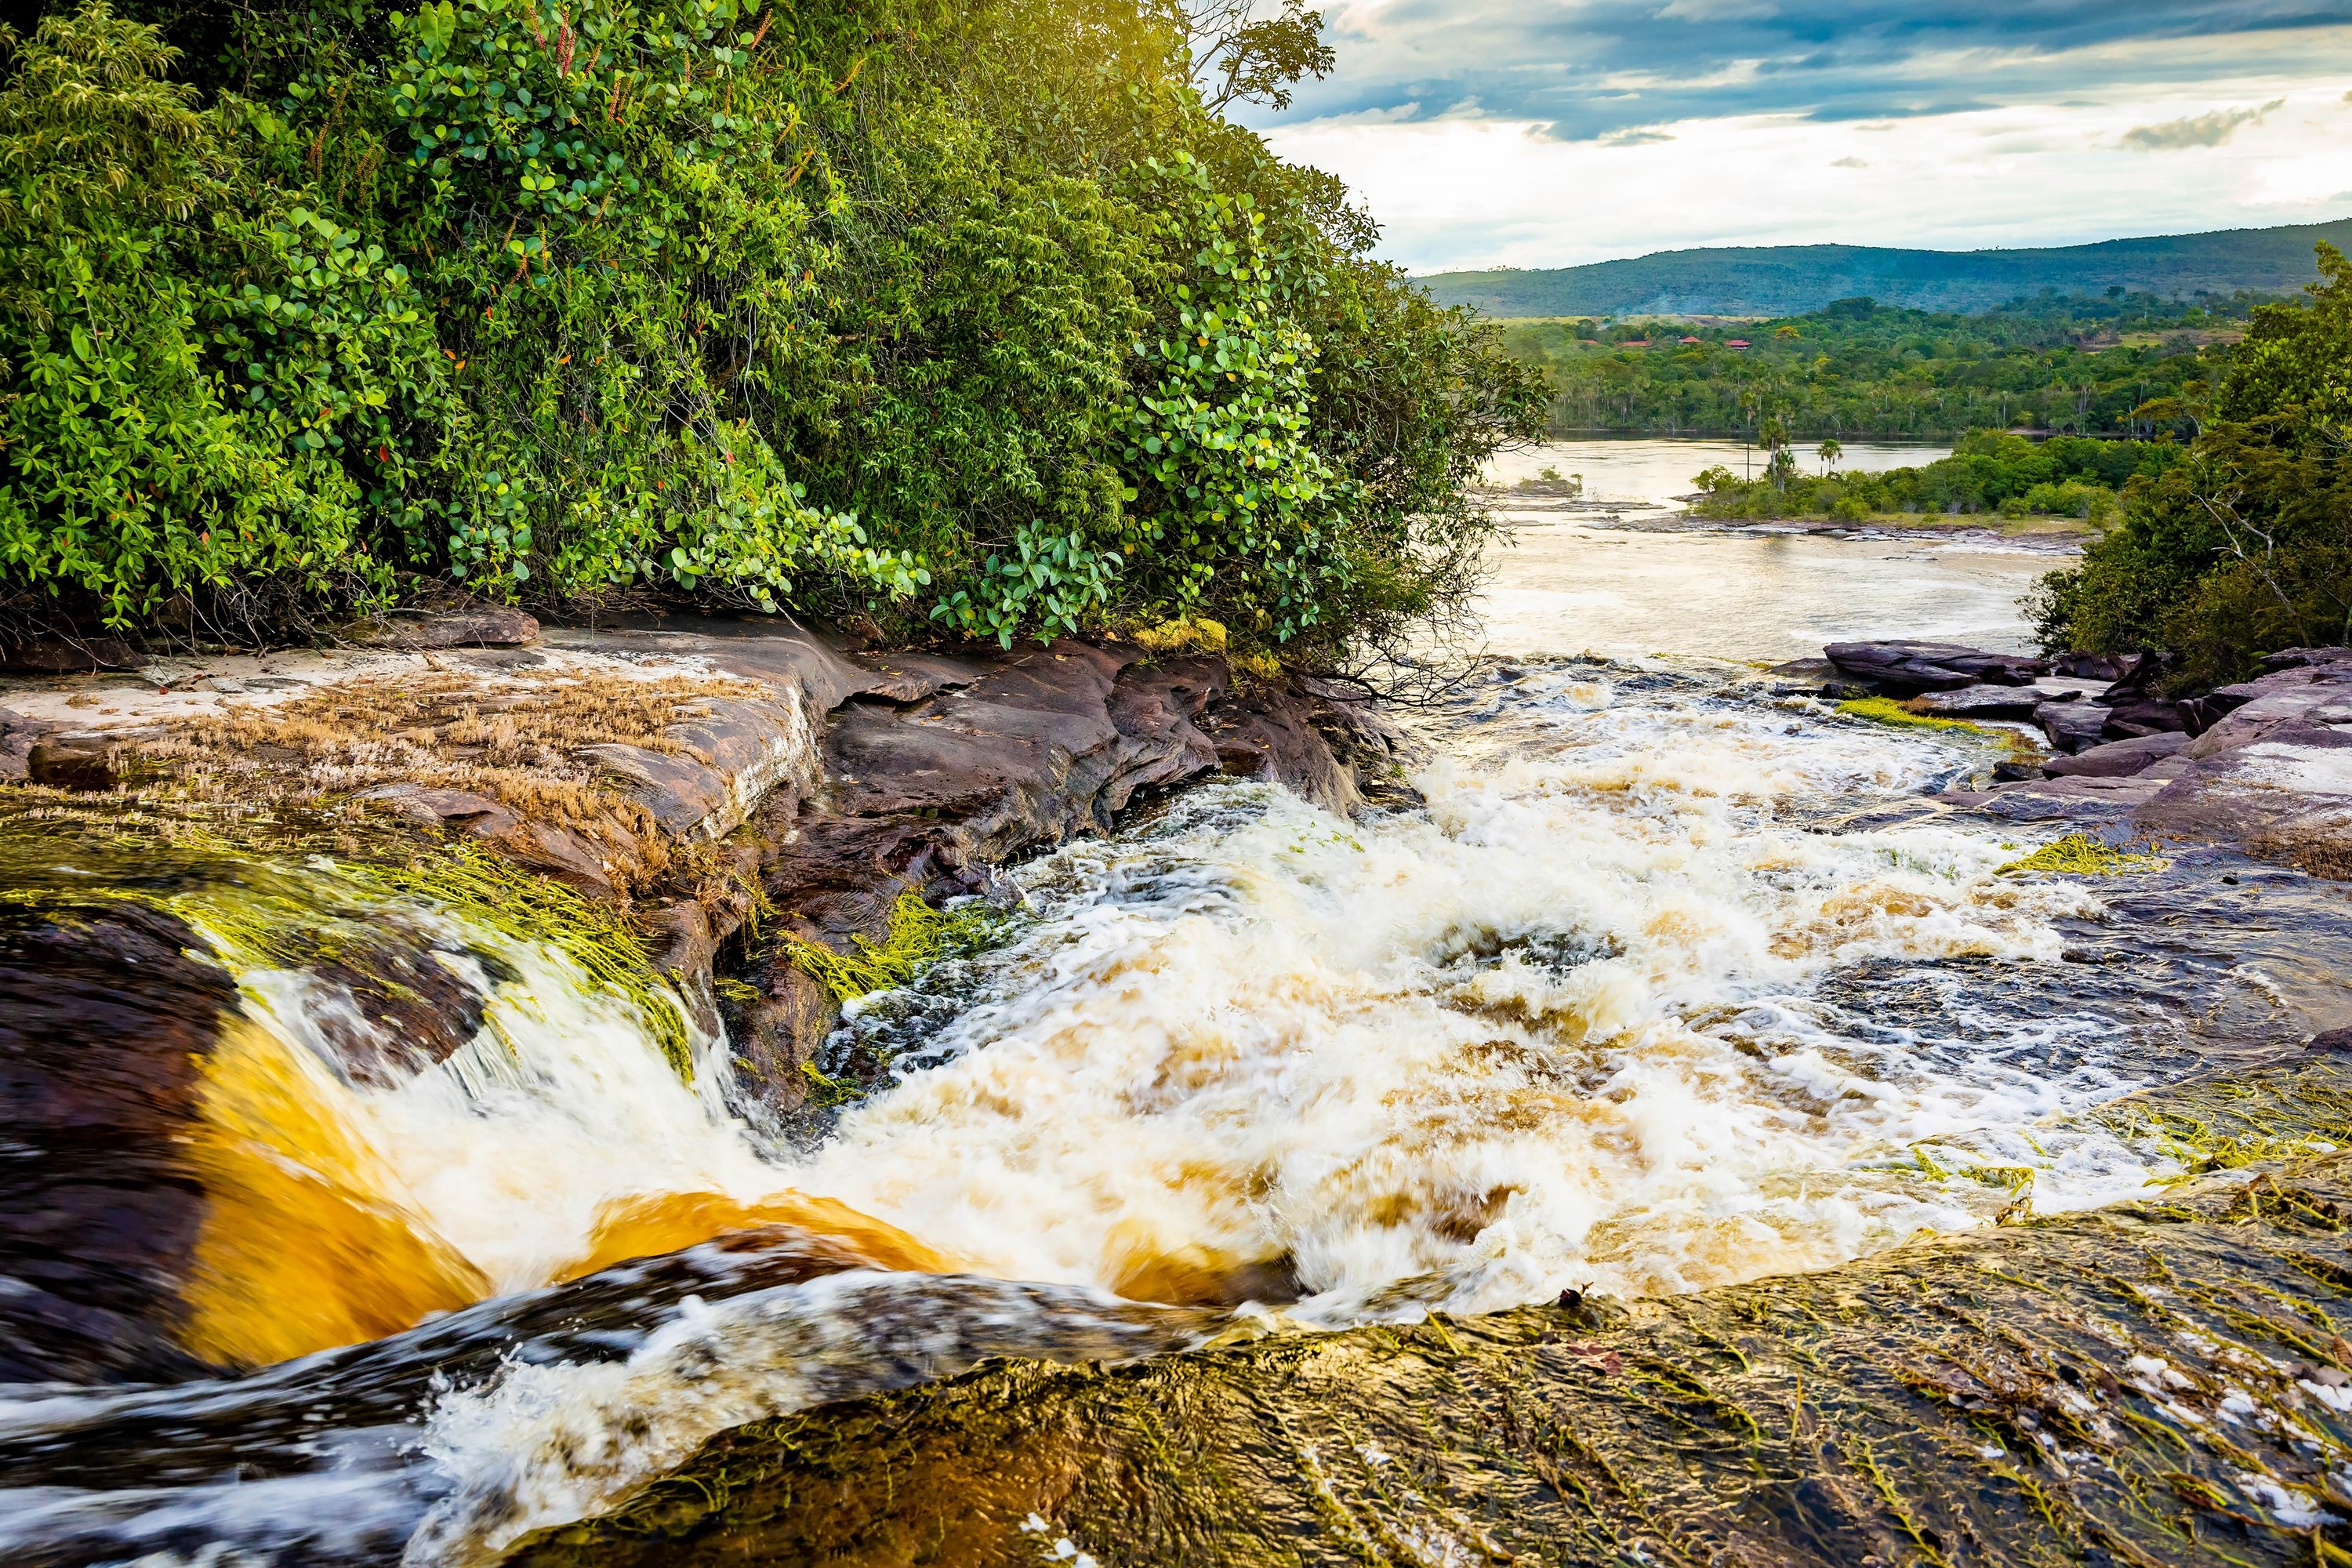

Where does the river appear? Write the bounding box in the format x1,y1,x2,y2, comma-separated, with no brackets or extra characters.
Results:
1478,435,2060,659
4,441,2342,1565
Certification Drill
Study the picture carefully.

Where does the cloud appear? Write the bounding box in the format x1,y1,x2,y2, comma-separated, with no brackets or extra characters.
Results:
1654,0,1777,20
1247,2,2352,270
1250,1,2351,143
2122,96,2287,148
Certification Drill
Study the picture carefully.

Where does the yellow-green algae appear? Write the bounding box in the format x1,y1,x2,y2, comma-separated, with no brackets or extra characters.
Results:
505,1058,2352,1568
1835,695,1987,734
0,804,697,1077
1998,830,2169,877
777,890,1006,1004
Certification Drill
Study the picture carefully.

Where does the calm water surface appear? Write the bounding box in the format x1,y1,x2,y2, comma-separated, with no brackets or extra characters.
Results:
1477,436,2049,660
1486,435,1952,501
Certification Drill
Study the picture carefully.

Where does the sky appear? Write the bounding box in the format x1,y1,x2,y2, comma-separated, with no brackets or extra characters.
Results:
1237,0,2352,272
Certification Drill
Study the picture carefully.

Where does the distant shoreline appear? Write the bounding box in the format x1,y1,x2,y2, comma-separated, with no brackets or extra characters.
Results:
1539,426,2094,443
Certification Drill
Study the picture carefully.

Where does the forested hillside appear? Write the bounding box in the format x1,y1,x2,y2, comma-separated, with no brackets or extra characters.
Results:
0,0,1542,655
1501,293,2245,438
1424,220,2352,318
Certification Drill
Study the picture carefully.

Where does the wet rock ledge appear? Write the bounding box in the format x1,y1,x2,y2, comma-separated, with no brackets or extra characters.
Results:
0,613,1405,1116
1777,639,2352,879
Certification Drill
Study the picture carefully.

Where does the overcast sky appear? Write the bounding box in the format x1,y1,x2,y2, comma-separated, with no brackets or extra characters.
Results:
1237,0,2352,272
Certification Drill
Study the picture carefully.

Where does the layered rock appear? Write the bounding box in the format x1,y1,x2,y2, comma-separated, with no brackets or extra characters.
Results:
1824,639,2048,692
0,614,1402,1272
1929,646,2352,876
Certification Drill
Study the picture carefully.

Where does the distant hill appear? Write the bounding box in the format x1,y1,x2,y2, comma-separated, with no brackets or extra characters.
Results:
1421,218,2352,318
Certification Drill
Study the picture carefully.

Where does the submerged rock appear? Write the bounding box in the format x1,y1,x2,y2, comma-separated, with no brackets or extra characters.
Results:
0,900,230,1383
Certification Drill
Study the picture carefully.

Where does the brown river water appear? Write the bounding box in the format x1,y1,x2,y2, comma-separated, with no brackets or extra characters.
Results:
5,442,2349,1566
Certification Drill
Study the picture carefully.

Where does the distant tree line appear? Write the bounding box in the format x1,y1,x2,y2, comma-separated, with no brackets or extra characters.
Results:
1687,432,2183,524
1498,292,2281,440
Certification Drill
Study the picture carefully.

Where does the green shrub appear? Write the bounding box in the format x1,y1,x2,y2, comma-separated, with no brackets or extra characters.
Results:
2032,243,2352,683
0,0,1544,655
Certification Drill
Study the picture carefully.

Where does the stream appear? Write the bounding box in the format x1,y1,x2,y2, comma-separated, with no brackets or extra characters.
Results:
5,482,2350,1566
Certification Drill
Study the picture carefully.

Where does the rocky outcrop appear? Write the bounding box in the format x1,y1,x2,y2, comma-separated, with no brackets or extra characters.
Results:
0,616,1396,1125
0,901,230,1384
2135,654,2352,878
724,642,1393,1109
1824,639,2048,692
1929,646,2352,877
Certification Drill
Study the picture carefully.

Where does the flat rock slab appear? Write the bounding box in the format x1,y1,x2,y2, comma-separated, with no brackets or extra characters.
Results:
1824,639,2048,692
2046,730,2188,779
1945,771,2170,817
1906,684,2049,720
343,605,540,649
2035,699,2112,753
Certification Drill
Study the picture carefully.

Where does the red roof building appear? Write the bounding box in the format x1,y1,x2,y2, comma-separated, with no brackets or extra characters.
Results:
1679,336,1702,345
1725,339,1751,349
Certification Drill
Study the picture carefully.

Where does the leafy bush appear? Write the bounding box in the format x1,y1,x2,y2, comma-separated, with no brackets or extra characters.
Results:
0,6,440,633
0,0,1544,656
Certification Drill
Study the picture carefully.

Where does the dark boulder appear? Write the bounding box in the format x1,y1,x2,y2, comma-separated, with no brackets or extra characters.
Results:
2045,731,2187,779
2100,695,2190,739
2034,699,2111,753
27,731,120,792
2053,650,2132,680
1,706,53,781
0,902,231,1383
1,634,139,675
2180,681,2265,735
1824,640,2047,692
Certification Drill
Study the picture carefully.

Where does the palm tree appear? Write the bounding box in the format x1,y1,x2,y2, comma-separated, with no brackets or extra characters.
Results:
1817,437,1843,476
1762,415,1795,491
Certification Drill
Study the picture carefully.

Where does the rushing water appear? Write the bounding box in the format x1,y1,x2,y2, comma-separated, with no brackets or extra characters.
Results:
5,514,2348,1566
